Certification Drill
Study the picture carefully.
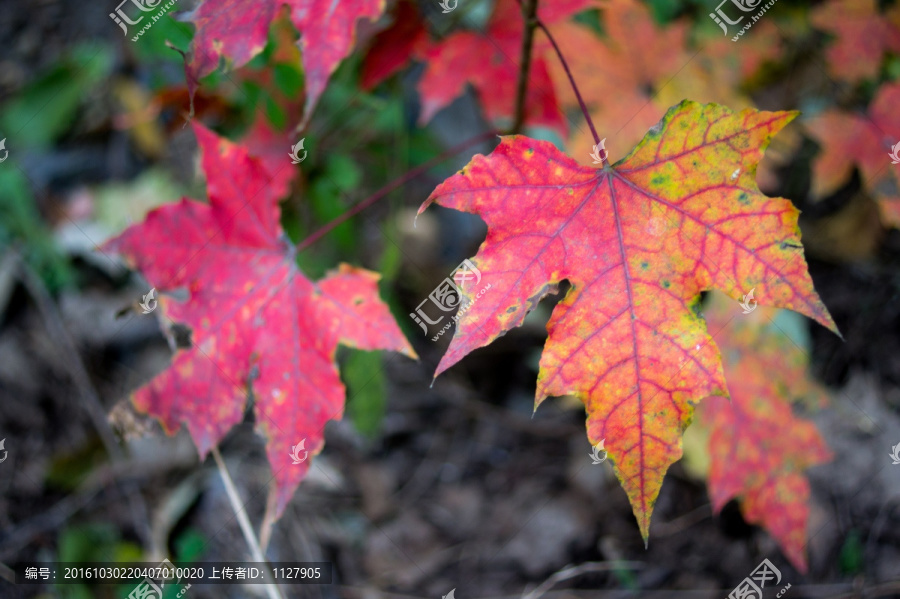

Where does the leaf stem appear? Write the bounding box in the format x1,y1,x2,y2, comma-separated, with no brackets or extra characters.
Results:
211,446,284,599
296,130,498,252
534,18,601,146
510,0,539,134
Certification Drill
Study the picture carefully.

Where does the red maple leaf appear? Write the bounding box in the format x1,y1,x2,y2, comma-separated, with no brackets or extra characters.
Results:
360,0,429,91
106,123,415,515
701,294,832,572
362,0,597,136
185,0,386,127
419,101,837,538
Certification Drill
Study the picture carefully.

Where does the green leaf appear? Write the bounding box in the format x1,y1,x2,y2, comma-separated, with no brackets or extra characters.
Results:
343,350,386,438
309,154,363,252
0,169,70,292
0,44,113,149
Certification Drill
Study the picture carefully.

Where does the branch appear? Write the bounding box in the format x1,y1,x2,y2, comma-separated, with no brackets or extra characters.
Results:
510,0,539,134
211,447,284,599
534,18,601,146
522,561,645,599
296,130,498,252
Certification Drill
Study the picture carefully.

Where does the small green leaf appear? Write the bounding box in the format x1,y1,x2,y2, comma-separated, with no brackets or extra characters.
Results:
343,350,386,438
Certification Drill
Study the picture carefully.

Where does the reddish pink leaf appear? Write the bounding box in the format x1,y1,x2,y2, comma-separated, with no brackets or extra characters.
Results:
186,0,386,126
106,122,415,515
360,1,428,90
387,0,598,135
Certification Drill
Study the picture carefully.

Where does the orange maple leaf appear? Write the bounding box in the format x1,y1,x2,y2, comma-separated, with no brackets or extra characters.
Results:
811,0,900,83
420,101,838,539
701,293,832,573
549,0,691,163
557,0,785,167
805,82,900,227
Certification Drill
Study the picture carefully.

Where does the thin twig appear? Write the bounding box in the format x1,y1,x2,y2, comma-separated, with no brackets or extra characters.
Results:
522,561,645,599
511,0,540,134
652,503,711,537
296,130,498,252
210,447,284,599
258,487,279,554
534,19,601,146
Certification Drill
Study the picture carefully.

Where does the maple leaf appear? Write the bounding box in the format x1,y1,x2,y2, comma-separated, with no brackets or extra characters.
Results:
185,0,385,127
549,0,690,162
105,123,415,516
360,0,429,91
653,23,788,190
810,0,900,83
381,0,597,135
805,82,900,227
701,293,832,572
419,101,837,538
655,22,783,119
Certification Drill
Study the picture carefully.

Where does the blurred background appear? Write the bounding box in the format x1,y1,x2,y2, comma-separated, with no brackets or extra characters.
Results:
1,0,900,597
